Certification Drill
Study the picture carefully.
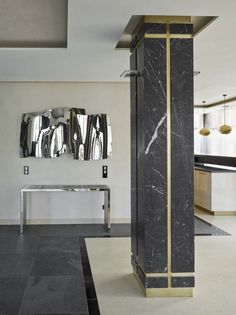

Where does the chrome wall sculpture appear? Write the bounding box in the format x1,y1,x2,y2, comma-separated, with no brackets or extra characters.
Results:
20,107,112,160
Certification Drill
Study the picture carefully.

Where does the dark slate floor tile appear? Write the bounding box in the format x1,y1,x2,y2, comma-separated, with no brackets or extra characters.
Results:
31,252,83,276
77,224,109,236
0,253,35,277
19,276,89,315
0,234,40,254
0,225,41,237
110,223,131,237
195,216,230,236
40,225,80,236
38,236,80,254
0,277,28,315
0,225,19,235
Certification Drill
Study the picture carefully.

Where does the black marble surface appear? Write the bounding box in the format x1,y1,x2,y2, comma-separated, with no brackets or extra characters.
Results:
170,24,193,34
138,38,168,273
130,50,138,261
171,276,195,288
130,22,196,288
170,38,194,273
136,23,166,42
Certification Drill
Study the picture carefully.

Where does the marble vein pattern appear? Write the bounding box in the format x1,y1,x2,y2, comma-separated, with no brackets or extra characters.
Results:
170,38,194,273
145,113,167,155
132,39,168,273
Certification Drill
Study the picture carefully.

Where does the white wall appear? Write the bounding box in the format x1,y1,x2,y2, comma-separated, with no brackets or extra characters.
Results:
0,82,130,224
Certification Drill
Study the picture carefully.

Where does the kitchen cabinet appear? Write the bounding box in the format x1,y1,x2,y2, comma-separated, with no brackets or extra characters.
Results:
194,166,236,214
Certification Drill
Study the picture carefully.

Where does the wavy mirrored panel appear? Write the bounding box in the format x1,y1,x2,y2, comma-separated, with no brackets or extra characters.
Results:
20,107,112,160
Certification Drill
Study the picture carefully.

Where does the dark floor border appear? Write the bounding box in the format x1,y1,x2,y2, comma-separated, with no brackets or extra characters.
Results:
79,217,230,314
79,236,101,315
195,216,231,236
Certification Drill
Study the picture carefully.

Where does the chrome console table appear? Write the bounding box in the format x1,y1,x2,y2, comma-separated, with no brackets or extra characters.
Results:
20,185,110,233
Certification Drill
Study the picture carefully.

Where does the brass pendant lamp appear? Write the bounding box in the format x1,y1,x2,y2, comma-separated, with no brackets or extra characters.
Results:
219,94,232,134
199,101,211,136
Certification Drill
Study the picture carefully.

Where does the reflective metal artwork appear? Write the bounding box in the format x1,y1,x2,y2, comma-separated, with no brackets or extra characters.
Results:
20,107,112,160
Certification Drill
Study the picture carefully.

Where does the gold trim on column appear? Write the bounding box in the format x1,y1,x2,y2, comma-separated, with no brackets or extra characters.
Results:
146,273,167,278
172,273,194,277
132,32,191,53
145,34,192,39
145,288,193,297
170,34,192,39
145,272,194,278
133,270,193,297
166,23,172,288
144,34,167,39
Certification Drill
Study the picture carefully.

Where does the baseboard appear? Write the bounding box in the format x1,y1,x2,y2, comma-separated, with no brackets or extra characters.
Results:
0,218,131,225
195,205,236,216
213,211,236,216
195,205,214,215
0,219,19,225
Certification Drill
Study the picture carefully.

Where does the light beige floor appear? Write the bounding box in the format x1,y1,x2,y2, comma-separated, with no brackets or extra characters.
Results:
86,210,236,315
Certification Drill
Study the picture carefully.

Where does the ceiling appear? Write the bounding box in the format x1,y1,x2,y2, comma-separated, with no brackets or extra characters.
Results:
0,0,236,104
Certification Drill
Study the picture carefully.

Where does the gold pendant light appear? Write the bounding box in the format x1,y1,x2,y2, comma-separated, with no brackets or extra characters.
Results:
199,101,211,136
219,94,232,134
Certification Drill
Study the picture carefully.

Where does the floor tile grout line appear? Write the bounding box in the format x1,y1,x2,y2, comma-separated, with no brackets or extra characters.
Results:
0,222,229,315
79,236,101,315
17,275,32,315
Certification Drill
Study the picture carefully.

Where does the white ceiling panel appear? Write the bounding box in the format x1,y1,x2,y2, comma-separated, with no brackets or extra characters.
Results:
0,0,235,104
0,0,67,47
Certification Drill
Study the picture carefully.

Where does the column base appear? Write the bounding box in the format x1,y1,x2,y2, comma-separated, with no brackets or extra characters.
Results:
133,270,193,298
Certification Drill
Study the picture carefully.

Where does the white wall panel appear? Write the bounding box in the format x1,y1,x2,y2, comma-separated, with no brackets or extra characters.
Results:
0,82,130,224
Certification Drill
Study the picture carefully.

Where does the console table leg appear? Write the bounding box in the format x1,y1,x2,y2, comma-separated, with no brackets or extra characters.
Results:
20,191,26,234
104,190,111,231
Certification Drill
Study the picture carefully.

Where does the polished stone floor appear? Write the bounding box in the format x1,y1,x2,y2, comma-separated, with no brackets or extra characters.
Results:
0,224,130,315
87,210,234,315
0,215,230,315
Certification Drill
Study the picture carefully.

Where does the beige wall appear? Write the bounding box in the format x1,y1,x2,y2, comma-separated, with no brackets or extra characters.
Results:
0,82,130,224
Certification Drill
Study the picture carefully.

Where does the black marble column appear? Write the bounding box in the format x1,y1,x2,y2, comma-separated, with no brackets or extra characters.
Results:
130,21,194,296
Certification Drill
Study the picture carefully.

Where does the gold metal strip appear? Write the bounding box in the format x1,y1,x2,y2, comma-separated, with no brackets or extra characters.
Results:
144,34,191,39
133,269,193,297
170,34,192,39
134,32,191,52
144,34,167,39
145,272,194,278
146,273,167,278
145,34,192,39
171,273,194,277
145,288,193,298
166,23,172,289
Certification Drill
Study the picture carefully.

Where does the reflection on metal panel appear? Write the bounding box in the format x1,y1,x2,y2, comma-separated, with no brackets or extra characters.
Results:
20,107,112,160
